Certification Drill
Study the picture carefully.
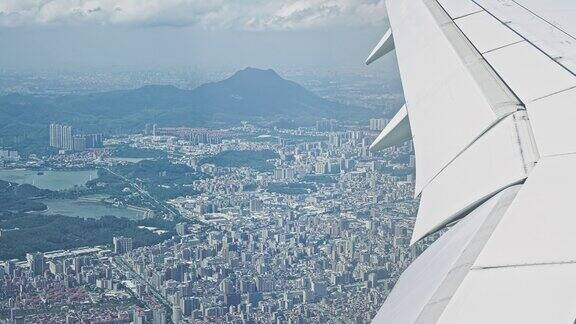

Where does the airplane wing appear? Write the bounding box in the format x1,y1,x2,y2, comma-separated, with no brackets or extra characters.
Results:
368,0,576,323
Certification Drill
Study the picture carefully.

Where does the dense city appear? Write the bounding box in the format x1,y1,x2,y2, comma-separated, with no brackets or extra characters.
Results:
0,115,439,324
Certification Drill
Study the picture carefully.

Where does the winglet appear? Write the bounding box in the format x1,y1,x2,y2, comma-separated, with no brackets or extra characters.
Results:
366,29,395,65
370,105,411,152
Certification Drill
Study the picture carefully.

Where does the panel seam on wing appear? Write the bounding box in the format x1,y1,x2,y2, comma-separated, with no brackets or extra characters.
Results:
451,9,484,21
480,40,525,55
530,85,576,103
412,179,525,243
472,260,576,271
509,0,576,42
469,0,576,78
416,111,515,196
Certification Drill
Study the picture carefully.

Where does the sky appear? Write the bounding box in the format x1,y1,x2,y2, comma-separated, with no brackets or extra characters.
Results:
0,0,392,72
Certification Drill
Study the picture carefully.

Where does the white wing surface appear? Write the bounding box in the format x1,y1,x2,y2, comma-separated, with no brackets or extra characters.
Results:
372,186,521,324
368,0,576,322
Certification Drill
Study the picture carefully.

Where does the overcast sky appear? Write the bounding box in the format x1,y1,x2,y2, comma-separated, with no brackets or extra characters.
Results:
0,0,392,72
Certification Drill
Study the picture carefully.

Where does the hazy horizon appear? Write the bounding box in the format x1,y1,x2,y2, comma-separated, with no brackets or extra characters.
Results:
0,1,393,73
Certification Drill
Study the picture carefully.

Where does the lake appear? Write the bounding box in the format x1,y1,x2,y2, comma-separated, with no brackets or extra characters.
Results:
0,169,98,191
40,198,146,220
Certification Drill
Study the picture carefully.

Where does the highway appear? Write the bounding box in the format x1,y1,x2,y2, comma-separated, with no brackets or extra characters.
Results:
103,167,181,220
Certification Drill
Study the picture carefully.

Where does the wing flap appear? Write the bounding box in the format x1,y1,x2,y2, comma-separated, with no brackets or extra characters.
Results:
411,111,535,243
366,29,395,65
369,104,411,151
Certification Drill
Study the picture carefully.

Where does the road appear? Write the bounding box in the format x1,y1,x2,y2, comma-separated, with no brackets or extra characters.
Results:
113,256,172,308
103,167,181,220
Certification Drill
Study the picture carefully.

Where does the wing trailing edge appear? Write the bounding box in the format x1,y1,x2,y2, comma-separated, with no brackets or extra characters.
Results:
366,29,395,65
370,104,411,152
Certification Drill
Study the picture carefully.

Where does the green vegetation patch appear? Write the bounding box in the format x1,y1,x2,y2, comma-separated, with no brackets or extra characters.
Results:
103,159,207,200
112,145,167,159
0,180,52,213
301,175,338,184
267,182,317,195
200,150,278,172
0,214,173,260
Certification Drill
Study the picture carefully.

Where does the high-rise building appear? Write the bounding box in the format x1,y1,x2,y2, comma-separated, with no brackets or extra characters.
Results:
171,305,182,324
84,134,103,148
249,199,263,213
220,278,234,294
62,125,73,150
9,308,24,324
133,308,152,324
0,149,20,161
224,293,241,306
316,119,336,132
49,123,61,148
311,281,327,299
72,135,86,151
73,257,82,274
274,168,296,180
369,118,388,131
113,236,133,254
328,133,343,147
26,252,44,276
315,161,329,174
5,260,16,276
180,297,200,317
152,307,167,324
50,124,103,151
176,223,187,236
48,260,64,275
49,123,74,150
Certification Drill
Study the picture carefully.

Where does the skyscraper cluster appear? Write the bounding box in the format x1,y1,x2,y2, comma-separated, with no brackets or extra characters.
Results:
49,123,73,150
316,119,337,132
49,123,103,151
113,236,133,254
26,252,44,277
144,125,223,145
369,118,389,131
0,149,20,161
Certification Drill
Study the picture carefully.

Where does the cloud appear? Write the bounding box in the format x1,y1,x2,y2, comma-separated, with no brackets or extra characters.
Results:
0,0,387,30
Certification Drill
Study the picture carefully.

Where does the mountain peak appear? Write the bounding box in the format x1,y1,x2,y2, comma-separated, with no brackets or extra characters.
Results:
229,67,283,82
0,67,373,140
